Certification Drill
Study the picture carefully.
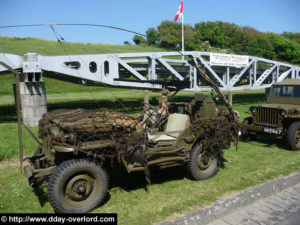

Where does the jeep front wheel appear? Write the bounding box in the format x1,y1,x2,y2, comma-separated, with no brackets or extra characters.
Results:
286,122,300,150
47,159,108,213
187,142,219,180
241,117,256,142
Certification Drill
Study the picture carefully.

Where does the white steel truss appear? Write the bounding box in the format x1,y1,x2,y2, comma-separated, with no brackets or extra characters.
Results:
1,51,300,91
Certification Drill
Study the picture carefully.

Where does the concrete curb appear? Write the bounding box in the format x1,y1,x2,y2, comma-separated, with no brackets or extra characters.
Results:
158,170,300,225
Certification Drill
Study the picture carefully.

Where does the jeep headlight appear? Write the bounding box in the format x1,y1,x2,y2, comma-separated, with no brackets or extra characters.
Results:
279,109,286,117
249,107,256,114
61,132,76,144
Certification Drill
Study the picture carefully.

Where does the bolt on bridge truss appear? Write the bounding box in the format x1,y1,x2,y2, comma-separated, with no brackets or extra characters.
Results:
1,51,299,91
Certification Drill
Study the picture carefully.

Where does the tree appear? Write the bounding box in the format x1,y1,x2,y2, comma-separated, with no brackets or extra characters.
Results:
281,32,300,45
132,35,146,45
183,24,195,50
269,33,300,64
156,20,195,49
194,21,228,48
245,34,275,59
130,20,300,65
157,20,182,48
146,28,159,46
123,41,131,46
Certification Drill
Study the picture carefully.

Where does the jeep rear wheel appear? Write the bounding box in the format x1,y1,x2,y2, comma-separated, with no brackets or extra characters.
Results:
286,122,300,150
47,159,108,213
187,142,219,180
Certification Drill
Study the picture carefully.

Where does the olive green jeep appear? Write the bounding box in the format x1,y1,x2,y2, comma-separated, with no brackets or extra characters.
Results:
241,79,300,150
22,92,239,213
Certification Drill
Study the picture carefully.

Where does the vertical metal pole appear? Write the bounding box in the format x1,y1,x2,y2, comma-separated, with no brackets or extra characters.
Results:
181,2,184,60
15,72,24,173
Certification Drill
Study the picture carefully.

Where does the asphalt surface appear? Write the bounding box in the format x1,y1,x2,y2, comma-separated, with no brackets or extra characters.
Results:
279,209,300,225
157,171,300,225
208,183,300,225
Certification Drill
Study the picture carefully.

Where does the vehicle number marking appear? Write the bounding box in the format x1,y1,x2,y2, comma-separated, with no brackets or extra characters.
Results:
263,128,282,135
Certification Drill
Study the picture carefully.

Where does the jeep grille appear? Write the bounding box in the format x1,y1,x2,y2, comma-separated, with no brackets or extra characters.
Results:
254,107,280,127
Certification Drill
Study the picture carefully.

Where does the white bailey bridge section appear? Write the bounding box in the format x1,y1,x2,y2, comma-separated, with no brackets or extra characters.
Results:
1,51,300,91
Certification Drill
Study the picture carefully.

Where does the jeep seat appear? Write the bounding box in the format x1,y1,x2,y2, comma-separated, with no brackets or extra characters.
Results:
148,113,190,143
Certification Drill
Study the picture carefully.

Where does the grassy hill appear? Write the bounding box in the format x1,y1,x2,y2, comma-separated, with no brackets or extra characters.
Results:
0,36,165,55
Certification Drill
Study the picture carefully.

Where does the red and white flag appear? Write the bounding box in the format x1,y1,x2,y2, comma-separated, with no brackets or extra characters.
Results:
174,0,183,22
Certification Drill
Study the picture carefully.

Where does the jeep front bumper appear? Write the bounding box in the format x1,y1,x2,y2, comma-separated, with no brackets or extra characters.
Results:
241,124,283,136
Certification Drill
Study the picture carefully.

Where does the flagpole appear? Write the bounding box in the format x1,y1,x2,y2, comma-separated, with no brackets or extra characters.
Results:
181,1,184,60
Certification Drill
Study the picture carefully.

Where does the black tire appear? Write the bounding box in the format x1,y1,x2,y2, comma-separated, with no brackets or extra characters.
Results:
47,158,108,213
187,142,219,180
285,122,300,151
34,147,42,156
241,117,256,142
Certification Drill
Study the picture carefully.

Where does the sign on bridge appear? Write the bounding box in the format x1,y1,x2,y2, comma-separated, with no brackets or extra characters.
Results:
210,53,249,68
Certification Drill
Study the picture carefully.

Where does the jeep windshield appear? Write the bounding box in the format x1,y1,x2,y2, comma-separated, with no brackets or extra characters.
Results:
272,85,300,98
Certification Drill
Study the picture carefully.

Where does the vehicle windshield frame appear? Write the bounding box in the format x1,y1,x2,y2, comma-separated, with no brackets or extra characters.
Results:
272,85,300,98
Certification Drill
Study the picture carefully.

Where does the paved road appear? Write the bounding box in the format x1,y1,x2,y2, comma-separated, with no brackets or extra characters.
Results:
208,183,300,225
279,208,300,225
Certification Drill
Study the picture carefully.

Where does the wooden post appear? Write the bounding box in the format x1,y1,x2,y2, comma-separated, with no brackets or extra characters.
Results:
144,90,149,111
16,72,24,173
228,90,233,106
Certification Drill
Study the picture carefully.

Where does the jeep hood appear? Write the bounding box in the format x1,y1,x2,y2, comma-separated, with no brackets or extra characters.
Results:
258,104,300,111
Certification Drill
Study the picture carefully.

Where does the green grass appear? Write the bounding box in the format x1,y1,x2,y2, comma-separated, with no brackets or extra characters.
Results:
0,123,39,161
1,36,298,224
1,141,299,225
0,36,165,56
1,87,299,225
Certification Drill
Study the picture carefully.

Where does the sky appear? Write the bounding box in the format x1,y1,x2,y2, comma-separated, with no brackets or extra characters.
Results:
0,0,299,45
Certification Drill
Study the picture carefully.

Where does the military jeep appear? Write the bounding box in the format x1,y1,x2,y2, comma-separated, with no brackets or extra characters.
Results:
22,92,239,213
241,79,300,150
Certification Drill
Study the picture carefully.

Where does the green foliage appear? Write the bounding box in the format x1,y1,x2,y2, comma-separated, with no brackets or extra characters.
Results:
245,34,276,59
132,35,146,45
269,33,300,64
123,41,131,46
134,20,300,64
146,28,159,46
143,21,195,50
281,32,300,45
194,21,228,48
157,20,182,48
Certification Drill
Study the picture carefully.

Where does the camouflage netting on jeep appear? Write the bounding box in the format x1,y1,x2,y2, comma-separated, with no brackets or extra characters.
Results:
190,106,240,165
39,108,144,154
39,108,141,134
39,108,150,181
